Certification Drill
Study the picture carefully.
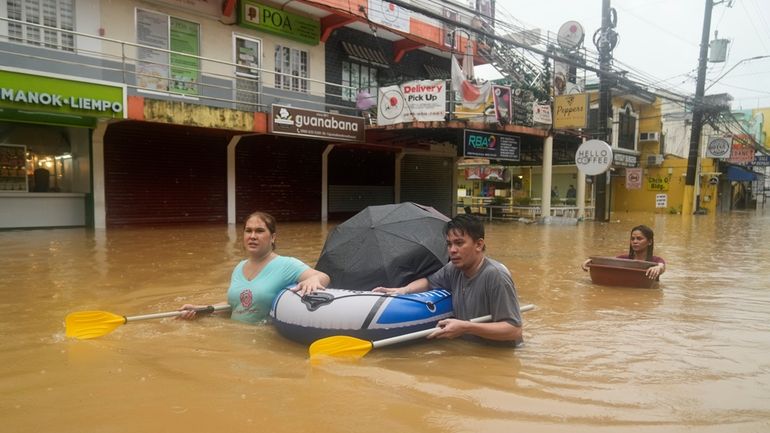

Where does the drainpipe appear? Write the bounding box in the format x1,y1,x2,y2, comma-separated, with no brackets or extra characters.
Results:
321,144,335,221
395,151,405,203
226,136,242,225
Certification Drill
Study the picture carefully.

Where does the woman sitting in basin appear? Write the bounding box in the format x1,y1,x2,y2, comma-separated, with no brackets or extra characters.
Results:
581,224,666,280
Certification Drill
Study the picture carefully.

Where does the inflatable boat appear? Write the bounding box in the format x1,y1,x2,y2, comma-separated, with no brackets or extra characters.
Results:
587,256,659,288
269,288,453,344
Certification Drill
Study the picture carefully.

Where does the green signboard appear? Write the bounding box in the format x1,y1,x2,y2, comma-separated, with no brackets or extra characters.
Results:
239,0,320,45
0,68,125,127
169,17,201,95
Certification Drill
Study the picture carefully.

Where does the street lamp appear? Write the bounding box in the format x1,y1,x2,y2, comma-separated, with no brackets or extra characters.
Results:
705,55,770,91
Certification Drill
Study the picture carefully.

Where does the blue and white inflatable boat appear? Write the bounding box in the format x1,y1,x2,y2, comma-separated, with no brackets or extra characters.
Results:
269,288,452,344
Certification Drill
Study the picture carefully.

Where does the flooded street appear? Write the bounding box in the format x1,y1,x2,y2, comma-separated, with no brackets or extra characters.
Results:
2,210,769,433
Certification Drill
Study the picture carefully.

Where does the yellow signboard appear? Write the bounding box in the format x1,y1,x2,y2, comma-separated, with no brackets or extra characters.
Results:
553,93,588,129
646,174,671,191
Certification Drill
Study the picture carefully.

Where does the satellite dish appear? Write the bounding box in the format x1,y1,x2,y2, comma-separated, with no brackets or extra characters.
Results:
557,21,585,50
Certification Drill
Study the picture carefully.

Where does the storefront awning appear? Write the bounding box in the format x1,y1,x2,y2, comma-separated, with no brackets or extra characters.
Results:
726,165,762,182
341,41,390,68
424,64,449,79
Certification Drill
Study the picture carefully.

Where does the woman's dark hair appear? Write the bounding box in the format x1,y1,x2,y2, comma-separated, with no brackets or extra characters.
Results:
445,214,485,251
245,211,277,250
628,224,654,260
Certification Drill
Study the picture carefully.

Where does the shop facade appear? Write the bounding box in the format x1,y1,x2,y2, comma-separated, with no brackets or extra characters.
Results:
0,67,125,229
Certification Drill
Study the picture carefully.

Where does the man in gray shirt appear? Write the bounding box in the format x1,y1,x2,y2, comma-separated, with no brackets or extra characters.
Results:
374,214,523,343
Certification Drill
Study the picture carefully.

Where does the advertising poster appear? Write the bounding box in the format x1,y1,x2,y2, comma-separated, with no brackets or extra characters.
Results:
463,129,520,162
377,80,446,126
625,168,642,190
492,85,512,125
368,0,411,33
136,9,169,91
169,17,200,95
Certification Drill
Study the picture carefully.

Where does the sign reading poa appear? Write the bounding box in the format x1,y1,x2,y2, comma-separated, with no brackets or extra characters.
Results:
575,139,612,175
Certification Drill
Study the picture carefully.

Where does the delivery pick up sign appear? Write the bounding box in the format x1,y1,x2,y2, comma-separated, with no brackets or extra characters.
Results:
575,139,613,175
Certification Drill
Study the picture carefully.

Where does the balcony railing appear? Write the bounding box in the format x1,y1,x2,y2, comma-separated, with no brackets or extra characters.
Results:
0,17,544,129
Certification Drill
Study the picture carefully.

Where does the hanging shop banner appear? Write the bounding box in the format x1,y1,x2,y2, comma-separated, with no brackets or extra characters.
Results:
646,174,671,191
533,102,552,125
728,135,755,165
463,129,520,162
377,80,446,126
625,167,642,190
239,1,320,45
492,85,512,125
553,93,588,129
0,68,125,126
271,105,364,142
367,0,411,33
705,136,732,159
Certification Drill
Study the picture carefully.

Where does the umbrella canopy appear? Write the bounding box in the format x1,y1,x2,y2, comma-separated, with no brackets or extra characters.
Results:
316,202,450,291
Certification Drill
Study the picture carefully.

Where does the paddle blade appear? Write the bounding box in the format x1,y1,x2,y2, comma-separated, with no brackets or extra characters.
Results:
65,311,127,340
308,335,374,360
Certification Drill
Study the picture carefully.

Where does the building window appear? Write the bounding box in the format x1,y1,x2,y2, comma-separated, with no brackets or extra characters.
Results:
617,106,637,150
135,9,201,96
7,0,75,51
274,45,308,93
341,61,378,102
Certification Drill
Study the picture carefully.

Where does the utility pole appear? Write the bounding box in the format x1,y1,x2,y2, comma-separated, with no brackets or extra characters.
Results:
683,0,714,215
594,0,615,222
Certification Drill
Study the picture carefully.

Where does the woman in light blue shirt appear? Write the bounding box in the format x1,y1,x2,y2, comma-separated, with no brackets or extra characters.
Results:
179,211,329,323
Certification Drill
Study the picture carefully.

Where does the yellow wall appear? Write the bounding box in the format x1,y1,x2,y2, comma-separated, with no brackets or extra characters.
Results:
612,157,719,214
754,107,770,150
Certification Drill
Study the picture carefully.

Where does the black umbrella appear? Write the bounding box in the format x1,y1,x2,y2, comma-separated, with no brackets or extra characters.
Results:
316,202,450,290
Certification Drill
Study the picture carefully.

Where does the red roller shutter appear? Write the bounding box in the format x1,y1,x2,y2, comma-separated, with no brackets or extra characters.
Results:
104,121,230,226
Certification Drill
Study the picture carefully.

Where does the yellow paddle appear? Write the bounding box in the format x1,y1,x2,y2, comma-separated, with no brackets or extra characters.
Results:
309,303,534,360
65,305,231,340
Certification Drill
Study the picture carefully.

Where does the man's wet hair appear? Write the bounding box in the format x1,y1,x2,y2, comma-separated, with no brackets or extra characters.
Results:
445,214,485,242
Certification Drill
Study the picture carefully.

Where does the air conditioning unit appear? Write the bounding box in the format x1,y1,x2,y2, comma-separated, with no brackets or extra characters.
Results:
647,154,664,166
639,132,660,141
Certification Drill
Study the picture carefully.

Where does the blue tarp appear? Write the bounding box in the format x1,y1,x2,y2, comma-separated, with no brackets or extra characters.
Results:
726,165,760,182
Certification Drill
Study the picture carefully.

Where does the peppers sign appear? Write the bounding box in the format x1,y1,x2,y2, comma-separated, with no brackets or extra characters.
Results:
575,139,612,175
553,93,588,129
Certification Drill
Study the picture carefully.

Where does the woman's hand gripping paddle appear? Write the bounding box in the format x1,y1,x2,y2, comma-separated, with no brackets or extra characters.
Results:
308,304,534,360
65,305,231,340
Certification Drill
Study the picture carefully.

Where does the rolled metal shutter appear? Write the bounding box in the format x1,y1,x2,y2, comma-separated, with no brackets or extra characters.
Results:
400,154,453,217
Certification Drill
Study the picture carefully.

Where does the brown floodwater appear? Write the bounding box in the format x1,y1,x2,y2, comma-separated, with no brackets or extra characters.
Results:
2,210,769,433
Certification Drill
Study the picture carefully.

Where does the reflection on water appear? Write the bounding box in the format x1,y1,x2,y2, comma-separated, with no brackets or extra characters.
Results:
1,211,769,432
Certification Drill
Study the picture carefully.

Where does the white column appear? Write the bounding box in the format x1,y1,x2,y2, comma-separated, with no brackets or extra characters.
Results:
91,120,109,229
321,145,335,221
226,136,242,225
577,137,587,219
541,135,554,218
